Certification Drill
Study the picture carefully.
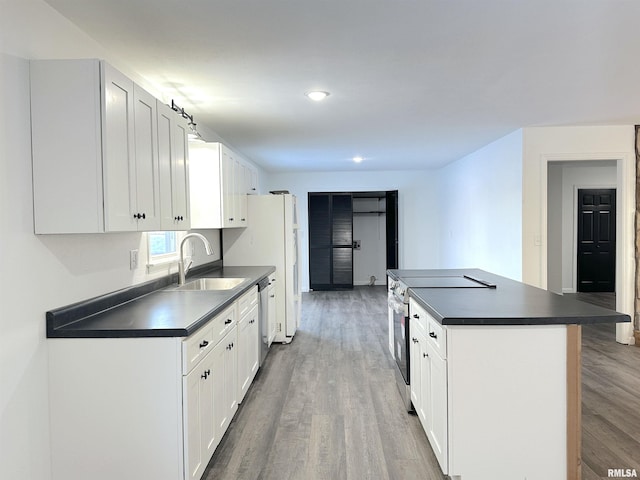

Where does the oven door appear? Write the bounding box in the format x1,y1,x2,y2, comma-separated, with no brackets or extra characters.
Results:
393,300,409,385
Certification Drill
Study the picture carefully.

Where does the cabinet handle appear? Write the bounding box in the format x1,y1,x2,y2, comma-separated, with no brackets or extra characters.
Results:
423,353,428,358
199,340,209,348
413,314,419,319
429,332,438,339
142,213,146,219
201,369,210,379
229,218,234,221
252,188,256,191
241,218,246,221
270,294,275,298
225,319,232,325
231,342,234,348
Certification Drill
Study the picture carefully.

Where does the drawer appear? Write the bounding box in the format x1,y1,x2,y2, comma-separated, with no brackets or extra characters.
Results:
182,324,214,374
212,303,237,345
238,285,258,319
426,313,447,359
409,298,428,335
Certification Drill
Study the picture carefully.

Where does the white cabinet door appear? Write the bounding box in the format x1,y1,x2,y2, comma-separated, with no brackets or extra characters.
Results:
427,343,448,473
237,304,259,404
132,84,161,230
221,146,236,227
171,115,191,229
183,345,216,480
102,62,136,232
157,102,190,230
213,326,238,439
236,159,248,226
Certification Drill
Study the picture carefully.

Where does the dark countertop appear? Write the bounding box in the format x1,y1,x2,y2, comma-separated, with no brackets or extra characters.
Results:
47,265,275,338
388,268,630,326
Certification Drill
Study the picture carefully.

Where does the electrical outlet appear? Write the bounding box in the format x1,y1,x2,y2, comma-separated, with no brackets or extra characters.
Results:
129,249,139,270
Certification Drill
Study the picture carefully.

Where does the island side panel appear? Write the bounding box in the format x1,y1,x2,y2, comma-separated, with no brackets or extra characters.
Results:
447,324,567,480
48,337,184,480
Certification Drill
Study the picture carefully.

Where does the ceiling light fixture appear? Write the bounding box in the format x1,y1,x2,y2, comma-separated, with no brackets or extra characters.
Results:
353,156,364,163
171,99,203,141
306,91,330,102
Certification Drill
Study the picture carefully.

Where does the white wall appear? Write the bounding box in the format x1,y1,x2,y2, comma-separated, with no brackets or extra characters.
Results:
265,170,440,291
0,3,249,478
522,125,635,344
353,197,386,285
437,130,523,280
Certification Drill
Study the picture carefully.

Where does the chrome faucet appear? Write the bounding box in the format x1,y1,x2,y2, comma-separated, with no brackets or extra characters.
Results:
178,233,214,285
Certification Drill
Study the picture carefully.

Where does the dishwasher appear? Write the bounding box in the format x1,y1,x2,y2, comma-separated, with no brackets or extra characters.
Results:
257,276,271,366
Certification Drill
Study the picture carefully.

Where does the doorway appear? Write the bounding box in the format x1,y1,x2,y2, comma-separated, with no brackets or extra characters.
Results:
576,188,616,292
308,190,399,291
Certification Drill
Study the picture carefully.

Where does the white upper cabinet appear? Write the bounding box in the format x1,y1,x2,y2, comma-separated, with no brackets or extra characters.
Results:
30,59,180,233
189,142,250,229
157,101,190,230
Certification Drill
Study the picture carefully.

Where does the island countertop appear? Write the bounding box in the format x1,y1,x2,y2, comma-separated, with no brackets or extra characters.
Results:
47,265,275,338
388,268,630,326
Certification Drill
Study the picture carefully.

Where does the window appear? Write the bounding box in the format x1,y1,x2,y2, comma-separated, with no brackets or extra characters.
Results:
147,231,183,269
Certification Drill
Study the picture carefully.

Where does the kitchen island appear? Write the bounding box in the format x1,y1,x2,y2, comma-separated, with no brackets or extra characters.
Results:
387,268,629,480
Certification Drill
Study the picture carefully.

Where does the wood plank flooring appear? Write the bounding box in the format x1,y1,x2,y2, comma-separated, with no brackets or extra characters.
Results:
204,286,444,480
204,288,640,480
572,294,640,479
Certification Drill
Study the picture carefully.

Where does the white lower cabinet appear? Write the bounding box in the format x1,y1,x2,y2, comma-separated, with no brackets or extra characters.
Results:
183,348,216,480
409,298,448,474
409,298,568,480
237,304,259,403
49,288,265,480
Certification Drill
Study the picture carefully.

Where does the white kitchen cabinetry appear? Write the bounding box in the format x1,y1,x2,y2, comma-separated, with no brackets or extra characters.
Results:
212,325,238,437
409,298,448,473
48,287,271,480
189,142,248,229
31,59,170,233
31,59,188,234
157,100,190,230
408,298,567,479
237,287,259,403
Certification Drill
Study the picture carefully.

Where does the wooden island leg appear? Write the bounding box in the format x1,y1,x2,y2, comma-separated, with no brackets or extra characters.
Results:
567,324,582,480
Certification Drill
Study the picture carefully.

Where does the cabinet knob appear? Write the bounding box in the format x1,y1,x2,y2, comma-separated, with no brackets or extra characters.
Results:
241,218,246,221
423,353,428,358
142,213,146,219
413,314,419,319
270,294,275,298
224,319,232,325
199,340,209,348
252,188,256,191
201,369,210,379
229,218,234,221
179,216,184,221
429,332,438,339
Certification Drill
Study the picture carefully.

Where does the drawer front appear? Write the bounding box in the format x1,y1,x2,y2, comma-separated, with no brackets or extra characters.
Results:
182,324,214,374
409,298,428,336
238,285,258,319
212,303,237,345
426,313,447,359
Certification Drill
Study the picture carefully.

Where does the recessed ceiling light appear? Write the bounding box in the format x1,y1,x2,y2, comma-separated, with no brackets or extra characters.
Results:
353,156,364,163
306,91,330,101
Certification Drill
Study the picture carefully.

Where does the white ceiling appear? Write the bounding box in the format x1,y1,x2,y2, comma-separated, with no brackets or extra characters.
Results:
44,0,640,172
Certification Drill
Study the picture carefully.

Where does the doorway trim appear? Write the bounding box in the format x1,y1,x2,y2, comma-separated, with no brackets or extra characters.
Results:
541,153,635,344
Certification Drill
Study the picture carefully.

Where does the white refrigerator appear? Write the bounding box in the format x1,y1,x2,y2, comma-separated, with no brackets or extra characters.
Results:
223,194,301,343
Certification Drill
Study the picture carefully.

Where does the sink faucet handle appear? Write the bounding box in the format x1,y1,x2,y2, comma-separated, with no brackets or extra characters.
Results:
184,259,193,275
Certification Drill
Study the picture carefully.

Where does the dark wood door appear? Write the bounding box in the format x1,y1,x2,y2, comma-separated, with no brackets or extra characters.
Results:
385,190,399,270
308,193,353,290
577,189,616,292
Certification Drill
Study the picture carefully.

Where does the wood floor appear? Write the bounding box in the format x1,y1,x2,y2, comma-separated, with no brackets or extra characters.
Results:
204,288,640,480
569,293,640,479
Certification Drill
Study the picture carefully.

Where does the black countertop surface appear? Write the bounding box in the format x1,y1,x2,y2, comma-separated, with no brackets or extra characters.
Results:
388,268,630,326
47,265,275,338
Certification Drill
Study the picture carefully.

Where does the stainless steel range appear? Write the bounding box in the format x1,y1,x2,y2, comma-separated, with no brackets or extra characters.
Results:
387,273,495,412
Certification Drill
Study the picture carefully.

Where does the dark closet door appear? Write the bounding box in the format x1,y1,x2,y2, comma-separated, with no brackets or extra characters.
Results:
577,188,616,292
385,190,399,270
308,193,353,290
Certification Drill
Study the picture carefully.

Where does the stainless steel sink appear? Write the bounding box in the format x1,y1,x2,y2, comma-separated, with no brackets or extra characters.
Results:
175,277,247,291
